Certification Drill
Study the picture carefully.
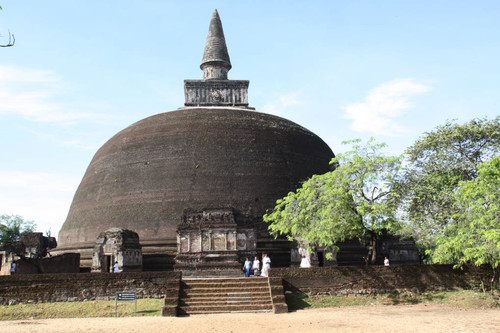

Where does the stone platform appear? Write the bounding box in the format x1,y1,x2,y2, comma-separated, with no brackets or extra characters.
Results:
163,276,288,316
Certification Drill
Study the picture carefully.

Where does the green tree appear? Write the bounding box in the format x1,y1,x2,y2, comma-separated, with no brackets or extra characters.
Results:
399,117,500,255
432,157,500,274
0,214,36,244
264,138,403,264
0,5,15,47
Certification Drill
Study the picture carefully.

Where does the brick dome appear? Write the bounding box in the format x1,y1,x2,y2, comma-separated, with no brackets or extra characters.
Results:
57,107,334,252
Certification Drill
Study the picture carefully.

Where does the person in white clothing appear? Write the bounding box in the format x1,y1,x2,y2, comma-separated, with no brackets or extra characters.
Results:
113,261,121,273
10,262,16,274
261,254,271,277
384,257,390,266
252,256,260,276
300,255,311,268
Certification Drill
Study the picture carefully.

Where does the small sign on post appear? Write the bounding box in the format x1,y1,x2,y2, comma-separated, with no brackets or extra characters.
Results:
115,291,137,317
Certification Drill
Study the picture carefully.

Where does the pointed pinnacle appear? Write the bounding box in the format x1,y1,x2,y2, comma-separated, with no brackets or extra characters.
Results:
201,9,232,72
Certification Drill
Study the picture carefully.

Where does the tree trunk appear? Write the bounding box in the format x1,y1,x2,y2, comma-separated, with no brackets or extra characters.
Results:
368,231,377,265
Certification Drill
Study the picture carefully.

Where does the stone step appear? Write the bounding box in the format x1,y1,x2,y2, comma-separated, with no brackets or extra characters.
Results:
180,299,272,306
183,286,267,292
182,280,269,286
178,309,272,315
183,277,267,282
183,283,269,289
180,269,243,278
183,282,269,289
180,292,271,300
182,288,269,295
177,277,276,315
184,277,267,282
181,278,268,284
181,292,271,299
182,279,269,287
178,304,273,315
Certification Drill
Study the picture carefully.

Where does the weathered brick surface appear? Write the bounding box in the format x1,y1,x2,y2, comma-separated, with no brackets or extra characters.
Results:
162,278,181,316
0,271,181,305
269,277,288,313
13,253,80,274
270,265,495,295
57,107,334,266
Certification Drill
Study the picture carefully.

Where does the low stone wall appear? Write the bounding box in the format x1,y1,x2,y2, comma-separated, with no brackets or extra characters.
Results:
14,253,80,274
1,265,495,306
270,264,495,295
0,271,181,305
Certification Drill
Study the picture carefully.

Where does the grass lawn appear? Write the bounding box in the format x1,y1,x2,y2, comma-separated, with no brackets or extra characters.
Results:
286,289,500,311
0,298,164,321
0,290,498,321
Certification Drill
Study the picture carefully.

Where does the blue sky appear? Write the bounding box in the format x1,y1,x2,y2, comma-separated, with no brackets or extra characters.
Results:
1,1,499,236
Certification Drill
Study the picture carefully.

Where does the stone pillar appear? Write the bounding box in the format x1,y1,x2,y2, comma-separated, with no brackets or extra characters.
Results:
232,231,237,250
200,232,203,252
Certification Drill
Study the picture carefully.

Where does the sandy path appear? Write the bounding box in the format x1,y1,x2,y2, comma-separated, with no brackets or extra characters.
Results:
1,304,499,333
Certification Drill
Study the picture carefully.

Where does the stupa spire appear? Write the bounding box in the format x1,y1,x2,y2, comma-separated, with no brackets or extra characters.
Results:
200,9,232,80
184,10,250,108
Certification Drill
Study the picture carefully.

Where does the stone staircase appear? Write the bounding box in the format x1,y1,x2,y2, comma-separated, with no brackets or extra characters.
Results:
177,278,274,315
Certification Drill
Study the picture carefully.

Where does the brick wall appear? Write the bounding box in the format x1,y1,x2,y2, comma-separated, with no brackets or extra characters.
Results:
1,265,495,305
13,253,80,274
0,271,181,305
270,264,495,295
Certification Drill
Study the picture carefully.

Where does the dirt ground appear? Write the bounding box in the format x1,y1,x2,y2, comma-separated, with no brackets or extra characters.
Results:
1,304,499,333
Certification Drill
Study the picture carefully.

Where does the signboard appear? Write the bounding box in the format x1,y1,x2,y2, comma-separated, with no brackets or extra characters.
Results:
115,291,137,316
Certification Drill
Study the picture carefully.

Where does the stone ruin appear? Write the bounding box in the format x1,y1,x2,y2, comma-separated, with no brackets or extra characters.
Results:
0,251,16,276
91,228,142,273
0,232,78,275
174,208,256,273
20,232,57,259
290,238,337,268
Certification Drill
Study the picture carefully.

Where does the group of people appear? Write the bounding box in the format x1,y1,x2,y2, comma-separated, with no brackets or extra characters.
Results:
243,254,271,278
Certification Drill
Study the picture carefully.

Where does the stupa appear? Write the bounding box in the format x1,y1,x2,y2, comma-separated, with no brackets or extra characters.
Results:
55,10,335,271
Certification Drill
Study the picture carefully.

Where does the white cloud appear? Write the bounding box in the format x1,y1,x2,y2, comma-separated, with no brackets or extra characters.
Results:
0,171,81,235
261,91,302,116
342,79,431,136
0,65,109,125
0,66,60,83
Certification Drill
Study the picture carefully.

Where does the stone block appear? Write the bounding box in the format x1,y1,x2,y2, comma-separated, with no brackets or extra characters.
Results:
273,303,289,314
162,305,178,317
272,294,286,303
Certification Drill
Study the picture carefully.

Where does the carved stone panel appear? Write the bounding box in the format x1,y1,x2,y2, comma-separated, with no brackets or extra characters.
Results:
191,233,202,253
213,232,226,251
180,234,190,253
184,80,250,107
202,232,210,251
175,209,257,272
236,233,247,250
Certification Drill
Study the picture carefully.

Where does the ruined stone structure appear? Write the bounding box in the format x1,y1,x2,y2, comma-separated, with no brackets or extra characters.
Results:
290,241,338,268
0,251,15,276
91,228,142,273
175,209,255,273
0,232,76,276
55,10,334,271
20,232,57,259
